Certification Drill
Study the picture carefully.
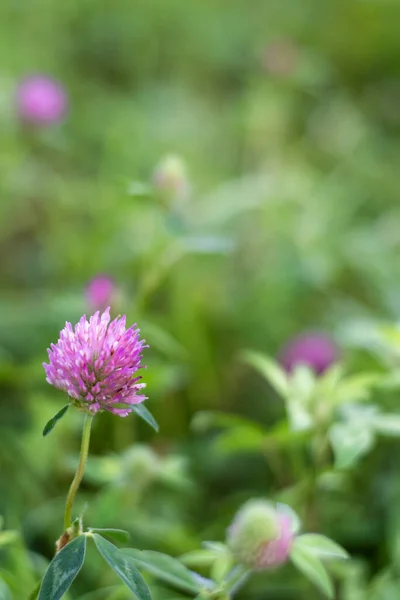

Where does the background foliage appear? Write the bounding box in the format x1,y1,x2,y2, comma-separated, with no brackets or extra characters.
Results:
2,0,400,598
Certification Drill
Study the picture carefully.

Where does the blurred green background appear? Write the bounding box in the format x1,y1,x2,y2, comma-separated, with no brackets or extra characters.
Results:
2,0,400,598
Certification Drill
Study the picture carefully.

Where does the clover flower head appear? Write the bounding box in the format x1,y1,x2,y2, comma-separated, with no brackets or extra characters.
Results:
86,275,116,312
279,332,339,375
16,75,67,125
43,308,147,417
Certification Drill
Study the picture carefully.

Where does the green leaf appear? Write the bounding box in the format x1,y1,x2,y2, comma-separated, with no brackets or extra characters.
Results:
211,551,233,583
132,404,159,432
295,534,348,559
92,534,151,600
0,577,12,600
286,400,313,432
140,321,187,360
122,548,202,595
290,540,334,599
213,426,265,455
0,529,19,547
192,410,265,434
202,541,226,552
329,422,375,469
334,373,381,406
88,528,130,543
38,535,86,600
179,550,218,567
43,404,70,437
290,364,316,399
373,414,400,436
241,351,289,397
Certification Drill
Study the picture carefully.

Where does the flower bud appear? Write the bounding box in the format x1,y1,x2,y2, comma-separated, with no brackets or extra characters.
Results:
279,332,339,375
227,500,294,570
152,154,189,204
85,275,116,312
16,75,67,125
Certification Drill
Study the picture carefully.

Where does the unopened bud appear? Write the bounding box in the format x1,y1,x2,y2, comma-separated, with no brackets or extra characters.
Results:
152,154,189,204
227,500,294,570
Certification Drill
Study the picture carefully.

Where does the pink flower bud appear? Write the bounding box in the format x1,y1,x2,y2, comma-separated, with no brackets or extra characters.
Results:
256,513,294,568
16,75,68,125
227,500,295,570
86,276,116,312
279,332,339,375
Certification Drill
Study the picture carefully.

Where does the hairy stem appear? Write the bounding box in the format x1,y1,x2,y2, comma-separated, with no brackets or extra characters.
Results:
64,413,93,530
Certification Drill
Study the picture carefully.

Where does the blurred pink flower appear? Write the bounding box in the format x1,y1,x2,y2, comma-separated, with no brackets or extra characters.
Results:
257,513,294,568
279,332,339,375
16,75,67,125
227,500,295,570
86,275,116,312
44,308,147,417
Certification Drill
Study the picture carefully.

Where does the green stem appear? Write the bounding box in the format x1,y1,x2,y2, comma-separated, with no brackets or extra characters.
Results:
64,413,93,530
221,566,250,597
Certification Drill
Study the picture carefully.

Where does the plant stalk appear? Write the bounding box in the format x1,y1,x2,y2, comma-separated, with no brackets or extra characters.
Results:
64,413,93,530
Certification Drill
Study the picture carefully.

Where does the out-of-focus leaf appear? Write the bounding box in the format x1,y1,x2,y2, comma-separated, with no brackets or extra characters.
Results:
202,542,226,553
289,365,316,400
191,411,265,434
210,550,233,583
141,321,187,360
212,427,265,455
74,586,120,600
0,530,19,547
334,373,381,405
88,528,130,543
179,550,217,568
329,422,375,469
370,569,400,600
38,535,86,600
241,350,289,397
0,577,12,600
295,534,348,559
122,549,201,595
290,540,334,599
92,535,151,600
373,414,400,436
42,404,70,437
287,400,313,432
